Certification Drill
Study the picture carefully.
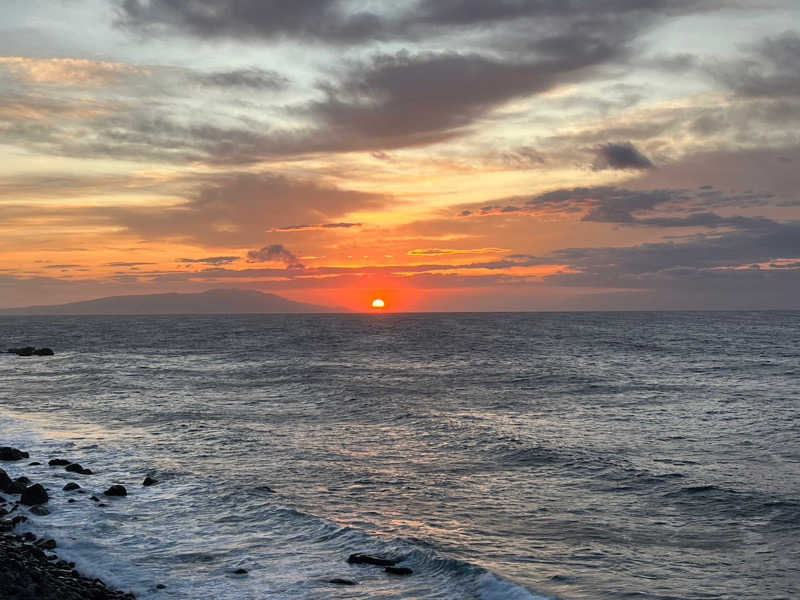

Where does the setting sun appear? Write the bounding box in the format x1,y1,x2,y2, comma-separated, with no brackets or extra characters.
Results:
371,298,385,309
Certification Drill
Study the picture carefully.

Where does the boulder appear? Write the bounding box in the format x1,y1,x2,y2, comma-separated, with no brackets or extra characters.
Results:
142,476,158,487
29,504,50,516
33,348,54,356
346,553,398,567
233,568,248,575
385,566,413,576
65,463,93,475
8,347,35,356
103,485,127,497
0,447,29,461
14,476,32,487
63,482,81,491
20,483,49,506
329,578,358,585
0,468,27,494
48,458,71,466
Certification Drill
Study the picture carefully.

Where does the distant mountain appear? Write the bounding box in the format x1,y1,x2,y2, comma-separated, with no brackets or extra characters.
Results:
0,289,345,315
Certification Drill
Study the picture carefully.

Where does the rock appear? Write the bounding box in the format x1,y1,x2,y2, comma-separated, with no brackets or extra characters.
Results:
156,583,166,589
20,484,48,506
29,504,50,516
142,476,158,487
346,553,398,567
68,498,76,503
48,458,71,466
233,568,248,575
65,463,93,475
103,485,127,497
8,346,35,356
0,469,28,494
0,447,29,461
14,476,31,487
63,482,81,491
385,566,413,576
33,347,54,356
28,462,41,466
90,496,100,502
38,538,57,550
329,578,358,585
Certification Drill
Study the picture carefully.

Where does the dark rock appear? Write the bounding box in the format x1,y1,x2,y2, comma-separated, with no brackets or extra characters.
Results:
156,583,166,589
63,482,81,491
234,568,248,575
142,476,158,487
329,578,358,585
8,346,35,356
37,538,57,550
48,459,71,466
14,476,31,487
385,566,413,576
33,348,55,356
65,463,93,475
346,553,398,567
0,447,29,461
0,469,27,494
90,496,100,502
22,532,36,542
30,504,50,516
68,498,76,503
28,462,42,466
20,484,49,506
98,503,108,507
103,485,127,497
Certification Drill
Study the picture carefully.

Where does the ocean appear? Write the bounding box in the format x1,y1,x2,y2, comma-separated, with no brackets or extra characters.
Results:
0,312,798,599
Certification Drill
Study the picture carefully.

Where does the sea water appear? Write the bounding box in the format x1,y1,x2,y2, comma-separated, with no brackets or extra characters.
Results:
0,312,798,599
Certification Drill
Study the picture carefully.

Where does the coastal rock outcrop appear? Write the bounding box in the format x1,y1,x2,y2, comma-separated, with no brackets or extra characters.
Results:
385,566,413,576
0,447,30,461
48,459,71,466
62,483,80,492
142,476,158,487
7,346,54,356
0,469,27,494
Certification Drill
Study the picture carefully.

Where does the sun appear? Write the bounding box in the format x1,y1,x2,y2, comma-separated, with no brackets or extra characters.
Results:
371,298,385,309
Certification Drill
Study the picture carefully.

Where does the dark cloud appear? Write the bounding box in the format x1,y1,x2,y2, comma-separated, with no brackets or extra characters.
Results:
105,261,157,267
715,31,800,98
592,141,654,170
117,0,387,44
177,256,240,265
246,244,304,269
271,222,362,232
194,68,288,90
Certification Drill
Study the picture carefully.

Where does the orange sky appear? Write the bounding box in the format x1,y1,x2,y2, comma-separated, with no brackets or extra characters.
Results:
2,2,800,311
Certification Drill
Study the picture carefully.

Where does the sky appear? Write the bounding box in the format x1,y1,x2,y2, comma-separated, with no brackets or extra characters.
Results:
2,0,800,312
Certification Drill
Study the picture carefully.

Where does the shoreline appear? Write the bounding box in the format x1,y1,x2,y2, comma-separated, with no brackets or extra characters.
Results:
1,447,138,600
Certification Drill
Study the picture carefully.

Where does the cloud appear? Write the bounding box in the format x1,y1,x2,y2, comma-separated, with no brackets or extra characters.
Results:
105,262,157,267
0,57,145,86
270,222,362,232
107,172,387,245
246,244,304,269
177,256,240,265
714,31,800,98
592,141,654,170
193,68,288,90
407,248,508,256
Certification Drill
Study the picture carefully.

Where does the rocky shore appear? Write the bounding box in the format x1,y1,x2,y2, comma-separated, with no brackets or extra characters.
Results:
0,446,136,600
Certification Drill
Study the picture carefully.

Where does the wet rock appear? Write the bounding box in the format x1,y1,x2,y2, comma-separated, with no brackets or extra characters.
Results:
385,566,413,576
63,482,81,491
34,347,55,356
346,553,398,567
48,459,71,466
65,463,93,475
37,538,57,550
0,447,29,461
29,462,42,466
30,504,50,516
233,568,248,575
329,578,358,585
0,469,27,494
68,498,76,503
90,496,100,502
8,346,35,356
103,485,127,497
156,583,166,589
20,484,49,506
142,476,158,487
15,476,32,487
22,532,36,542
